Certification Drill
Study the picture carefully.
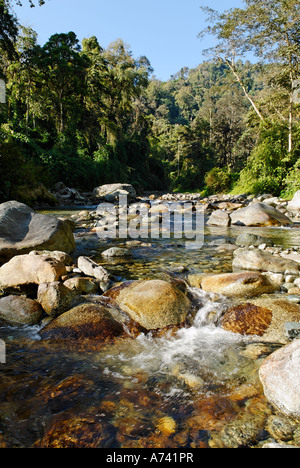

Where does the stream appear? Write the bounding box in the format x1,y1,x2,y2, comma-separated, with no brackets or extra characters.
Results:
0,207,299,448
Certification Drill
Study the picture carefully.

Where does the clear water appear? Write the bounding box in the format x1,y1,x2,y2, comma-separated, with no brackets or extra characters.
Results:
0,208,299,448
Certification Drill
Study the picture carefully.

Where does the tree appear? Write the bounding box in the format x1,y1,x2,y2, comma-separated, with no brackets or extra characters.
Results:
0,0,18,63
12,0,46,6
210,90,248,169
199,0,300,152
102,39,152,142
0,0,47,74
7,26,42,133
80,36,110,149
39,32,87,134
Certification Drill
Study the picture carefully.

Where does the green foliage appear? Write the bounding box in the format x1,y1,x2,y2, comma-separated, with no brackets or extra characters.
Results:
281,159,300,198
0,0,299,204
205,167,233,194
13,184,57,206
231,122,299,195
0,0,19,62
0,135,55,204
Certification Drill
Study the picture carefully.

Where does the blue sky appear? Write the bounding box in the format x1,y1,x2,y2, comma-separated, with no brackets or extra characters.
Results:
13,0,245,81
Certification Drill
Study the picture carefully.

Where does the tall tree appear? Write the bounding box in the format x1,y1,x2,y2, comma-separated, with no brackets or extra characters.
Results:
39,32,87,134
102,39,152,143
199,0,300,152
0,0,18,64
80,36,110,149
7,26,42,133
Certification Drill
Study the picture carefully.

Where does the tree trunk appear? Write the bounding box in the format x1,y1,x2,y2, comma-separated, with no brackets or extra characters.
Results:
60,100,64,133
224,58,265,122
288,90,293,153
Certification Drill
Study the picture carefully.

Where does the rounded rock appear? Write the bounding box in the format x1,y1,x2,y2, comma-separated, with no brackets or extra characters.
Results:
198,271,278,298
0,295,43,325
104,279,191,330
39,303,126,345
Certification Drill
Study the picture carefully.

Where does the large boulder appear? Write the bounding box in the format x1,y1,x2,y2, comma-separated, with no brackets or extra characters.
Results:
0,201,75,264
0,254,66,289
235,233,271,247
196,271,278,298
259,340,300,418
230,202,293,227
104,279,191,331
0,295,43,325
93,183,136,202
233,248,300,275
287,191,300,213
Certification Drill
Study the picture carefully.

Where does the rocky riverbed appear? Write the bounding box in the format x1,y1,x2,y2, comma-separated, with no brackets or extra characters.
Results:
0,185,300,448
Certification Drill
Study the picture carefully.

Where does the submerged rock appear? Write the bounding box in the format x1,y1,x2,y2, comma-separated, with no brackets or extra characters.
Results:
235,233,271,247
101,247,131,258
34,411,116,448
266,414,298,442
259,339,300,419
104,279,191,330
219,416,266,448
0,201,75,264
156,417,177,436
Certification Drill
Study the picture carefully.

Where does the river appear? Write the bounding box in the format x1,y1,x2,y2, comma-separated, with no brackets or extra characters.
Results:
0,207,299,448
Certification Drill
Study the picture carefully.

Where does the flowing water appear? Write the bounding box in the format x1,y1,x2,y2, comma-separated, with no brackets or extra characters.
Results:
0,208,299,448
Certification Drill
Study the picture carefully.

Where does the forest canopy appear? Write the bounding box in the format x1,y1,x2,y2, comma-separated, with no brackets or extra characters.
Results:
0,0,299,205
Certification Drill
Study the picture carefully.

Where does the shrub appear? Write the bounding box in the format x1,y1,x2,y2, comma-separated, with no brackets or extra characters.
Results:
231,122,294,196
205,167,232,194
281,159,300,198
